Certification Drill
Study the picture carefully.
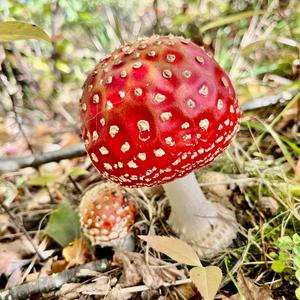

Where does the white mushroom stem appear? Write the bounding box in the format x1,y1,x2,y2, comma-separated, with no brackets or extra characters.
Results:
163,172,237,257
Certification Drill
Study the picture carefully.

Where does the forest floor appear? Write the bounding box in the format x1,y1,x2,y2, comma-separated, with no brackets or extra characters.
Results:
0,1,300,299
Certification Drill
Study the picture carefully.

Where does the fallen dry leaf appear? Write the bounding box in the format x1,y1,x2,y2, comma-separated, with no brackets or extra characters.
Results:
0,237,35,276
237,271,273,300
139,235,202,267
60,132,81,147
189,266,222,300
62,238,90,267
217,294,240,300
0,179,17,207
50,259,68,274
57,276,116,299
26,188,51,210
114,251,186,289
166,283,196,300
257,196,279,216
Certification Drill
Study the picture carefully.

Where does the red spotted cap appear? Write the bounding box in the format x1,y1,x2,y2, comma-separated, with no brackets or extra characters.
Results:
80,35,240,188
79,183,135,247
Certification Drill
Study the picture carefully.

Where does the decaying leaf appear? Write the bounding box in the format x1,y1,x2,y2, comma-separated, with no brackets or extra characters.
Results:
26,188,51,210
257,196,279,216
114,251,186,289
62,238,90,267
139,235,202,267
44,202,80,247
166,283,197,300
0,237,35,276
57,276,115,299
189,266,222,300
237,271,273,300
0,179,17,206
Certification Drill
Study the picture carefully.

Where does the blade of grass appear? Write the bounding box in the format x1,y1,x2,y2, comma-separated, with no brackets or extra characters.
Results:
241,120,300,159
260,121,295,169
249,92,300,150
200,10,263,33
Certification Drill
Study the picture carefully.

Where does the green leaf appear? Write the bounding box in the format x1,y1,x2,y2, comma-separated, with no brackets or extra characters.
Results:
296,287,300,300
189,266,222,300
269,251,278,259
139,235,202,267
293,247,300,257
271,260,286,273
27,175,56,186
293,234,300,245
278,236,293,250
44,203,80,247
200,10,263,33
295,270,300,282
294,257,300,269
278,251,289,261
0,21,51,42
68,167,89,178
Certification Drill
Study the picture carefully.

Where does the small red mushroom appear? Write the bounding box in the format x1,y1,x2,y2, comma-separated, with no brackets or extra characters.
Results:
80,35,240,256
79,183,135,250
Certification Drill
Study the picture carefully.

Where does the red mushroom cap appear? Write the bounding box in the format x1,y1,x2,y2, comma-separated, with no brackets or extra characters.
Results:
79,183,135,247
80,35,240,188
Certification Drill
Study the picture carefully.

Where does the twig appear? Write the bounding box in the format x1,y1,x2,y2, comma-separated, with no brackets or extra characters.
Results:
0,202,44,260
0,259,109,300
240,89,298,111
0,144,86,172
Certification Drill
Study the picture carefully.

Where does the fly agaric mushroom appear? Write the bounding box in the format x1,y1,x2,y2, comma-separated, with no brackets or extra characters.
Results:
80,35,240,256
79,182,136,250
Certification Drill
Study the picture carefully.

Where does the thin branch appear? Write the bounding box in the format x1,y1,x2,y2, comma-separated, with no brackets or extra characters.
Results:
0,202,44,260
0,259,109,300
240,89,298,111
0,144,86,172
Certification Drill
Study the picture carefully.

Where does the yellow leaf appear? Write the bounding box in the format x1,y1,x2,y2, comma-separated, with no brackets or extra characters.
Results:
139,235,202,267
189,266,222,300
62,238,89,267
0,21,50,42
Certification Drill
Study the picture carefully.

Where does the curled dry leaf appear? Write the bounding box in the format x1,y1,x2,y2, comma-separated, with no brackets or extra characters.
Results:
0,237,36,276
62,238,90,267
113,251,186,289
0,179,17,206
57,276,116,299
139,235,202,267
257,196,279,216
237,272,273,300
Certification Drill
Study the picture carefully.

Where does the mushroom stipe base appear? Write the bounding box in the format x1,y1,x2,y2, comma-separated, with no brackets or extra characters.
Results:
163,172,237,257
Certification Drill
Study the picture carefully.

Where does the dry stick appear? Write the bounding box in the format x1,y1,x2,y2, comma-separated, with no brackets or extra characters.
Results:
0,259,109,300
0,90,298,173
0,202,44,261
0,143,86,172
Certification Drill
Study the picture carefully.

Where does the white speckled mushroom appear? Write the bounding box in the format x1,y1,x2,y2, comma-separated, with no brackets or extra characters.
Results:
79,183,136,251
80,35,241,257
